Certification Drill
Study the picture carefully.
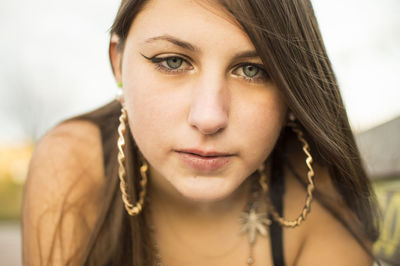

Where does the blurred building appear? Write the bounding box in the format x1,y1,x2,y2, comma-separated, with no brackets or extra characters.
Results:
357,116,400,179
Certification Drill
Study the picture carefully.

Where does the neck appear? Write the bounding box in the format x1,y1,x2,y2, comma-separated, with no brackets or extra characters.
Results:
146,173,255,262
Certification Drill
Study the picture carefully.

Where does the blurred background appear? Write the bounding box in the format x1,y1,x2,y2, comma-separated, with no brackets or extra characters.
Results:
0,0,399,265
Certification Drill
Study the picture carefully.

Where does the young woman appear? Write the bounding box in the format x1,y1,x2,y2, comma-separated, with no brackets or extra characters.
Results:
22,0,380,265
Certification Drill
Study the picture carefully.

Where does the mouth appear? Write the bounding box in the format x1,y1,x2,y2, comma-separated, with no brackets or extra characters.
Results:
175,149,234,172
176,149,233,157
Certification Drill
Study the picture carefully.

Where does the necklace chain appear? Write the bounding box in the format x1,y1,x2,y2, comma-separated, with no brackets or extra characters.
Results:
153,245,257,266
152,181,268,266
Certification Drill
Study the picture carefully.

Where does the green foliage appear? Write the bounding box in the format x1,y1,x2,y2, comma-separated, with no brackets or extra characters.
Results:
0,175,24,221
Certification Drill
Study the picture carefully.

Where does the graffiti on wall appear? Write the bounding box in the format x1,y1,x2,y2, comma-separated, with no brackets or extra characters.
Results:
374,186,400,263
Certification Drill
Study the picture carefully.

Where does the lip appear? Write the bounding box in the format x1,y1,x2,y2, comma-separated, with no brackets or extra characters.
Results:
175,149,234,172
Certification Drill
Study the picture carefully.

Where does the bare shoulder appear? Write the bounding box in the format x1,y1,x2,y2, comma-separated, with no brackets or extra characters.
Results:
25,119,104,202
282,147,373,265
22,119,105,265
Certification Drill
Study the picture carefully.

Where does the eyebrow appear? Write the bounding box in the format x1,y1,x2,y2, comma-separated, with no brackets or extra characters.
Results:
143,34,261,60
144,35,200,52
232,50,260,60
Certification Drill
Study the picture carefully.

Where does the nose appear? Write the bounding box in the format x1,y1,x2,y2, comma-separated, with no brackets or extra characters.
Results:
187,76,229,135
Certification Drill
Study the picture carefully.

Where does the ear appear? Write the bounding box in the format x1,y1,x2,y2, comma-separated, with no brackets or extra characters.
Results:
109,34,123,83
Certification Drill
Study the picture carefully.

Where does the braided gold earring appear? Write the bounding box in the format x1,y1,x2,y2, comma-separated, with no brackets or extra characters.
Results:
258,163,268,192
117,105,148,216
259,114,315,228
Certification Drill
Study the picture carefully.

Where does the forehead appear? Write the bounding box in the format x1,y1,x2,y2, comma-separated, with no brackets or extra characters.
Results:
127,0,254,52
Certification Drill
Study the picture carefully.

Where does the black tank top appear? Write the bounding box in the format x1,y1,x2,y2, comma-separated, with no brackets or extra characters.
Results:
268,152,286,266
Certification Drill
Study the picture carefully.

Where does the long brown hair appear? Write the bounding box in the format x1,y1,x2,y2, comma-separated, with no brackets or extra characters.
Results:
76,0,379,265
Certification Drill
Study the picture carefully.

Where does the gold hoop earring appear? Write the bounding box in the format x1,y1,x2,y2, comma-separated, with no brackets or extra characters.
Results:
258,163,268,193
259,115,315,228
117,106,148,216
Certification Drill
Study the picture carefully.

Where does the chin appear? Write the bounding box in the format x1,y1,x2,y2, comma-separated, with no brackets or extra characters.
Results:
174,175,239,203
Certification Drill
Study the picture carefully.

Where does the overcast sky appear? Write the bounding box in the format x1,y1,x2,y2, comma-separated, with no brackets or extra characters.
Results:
0,0,399,143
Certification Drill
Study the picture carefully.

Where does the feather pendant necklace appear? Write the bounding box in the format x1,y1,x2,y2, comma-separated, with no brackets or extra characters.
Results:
153,178,270,266
240,207,272,245
239,187,271,265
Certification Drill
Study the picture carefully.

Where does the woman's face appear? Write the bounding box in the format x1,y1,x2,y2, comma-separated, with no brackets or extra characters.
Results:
112,0,287,202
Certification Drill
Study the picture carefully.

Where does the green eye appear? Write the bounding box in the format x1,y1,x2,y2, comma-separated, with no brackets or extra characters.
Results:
166,57,183,69
242,65,260,78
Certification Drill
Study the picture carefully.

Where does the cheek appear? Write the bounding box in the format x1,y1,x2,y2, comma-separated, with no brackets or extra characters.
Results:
232,90,287,162
122,75,187,160
122,55,187,127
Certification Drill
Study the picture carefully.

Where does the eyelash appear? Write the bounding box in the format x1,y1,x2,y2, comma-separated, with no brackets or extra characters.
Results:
142,54,270,83
142,54,192,73
233,63,270,83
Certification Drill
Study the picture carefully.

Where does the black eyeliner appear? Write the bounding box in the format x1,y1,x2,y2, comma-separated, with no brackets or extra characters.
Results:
140,53,164,63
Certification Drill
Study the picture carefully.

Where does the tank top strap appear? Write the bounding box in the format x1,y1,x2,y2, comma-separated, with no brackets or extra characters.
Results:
268,150,286,266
